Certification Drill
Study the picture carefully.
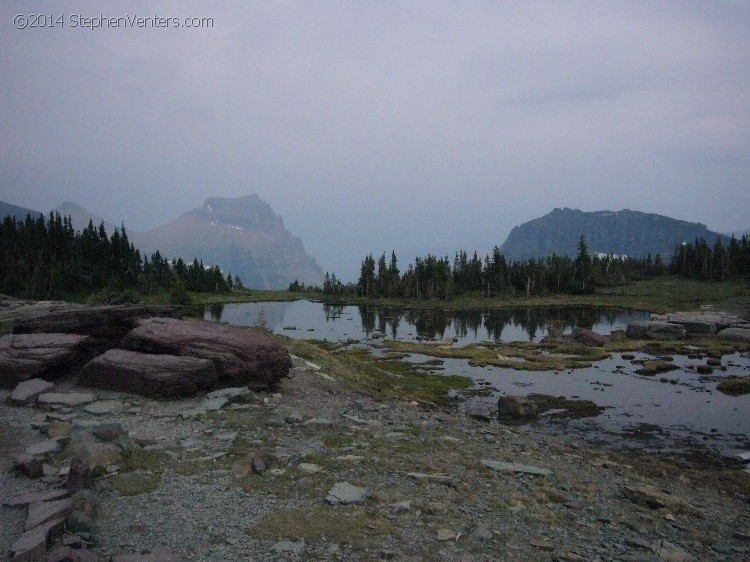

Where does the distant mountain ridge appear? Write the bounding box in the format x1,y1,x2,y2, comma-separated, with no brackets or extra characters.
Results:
136,195,323,290
1,195,323,290
0,201,42,221
500,208,731,261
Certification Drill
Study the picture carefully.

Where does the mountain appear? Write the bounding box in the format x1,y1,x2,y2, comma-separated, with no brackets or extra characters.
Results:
137,195,323,289
55,200,118,234
500,208,731,261
0,200,42,221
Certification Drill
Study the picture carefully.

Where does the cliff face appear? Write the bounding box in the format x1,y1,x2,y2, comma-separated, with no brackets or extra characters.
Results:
500,208,730,261
137,195,322,289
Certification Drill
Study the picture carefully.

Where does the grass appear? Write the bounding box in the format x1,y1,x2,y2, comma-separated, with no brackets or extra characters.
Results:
282,337,472,406
247,505,394,546
382,339,609,371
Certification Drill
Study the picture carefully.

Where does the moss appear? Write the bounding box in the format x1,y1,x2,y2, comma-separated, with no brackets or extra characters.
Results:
717,376,750,396
636,360,679,376
247,506,394,546
107,471,162,496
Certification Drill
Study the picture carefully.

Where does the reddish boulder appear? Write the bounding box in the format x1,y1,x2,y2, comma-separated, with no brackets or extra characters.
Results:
497,395,538,419
571,328,609,347
121,317,291,390
78,349,217,399
0,334,90,388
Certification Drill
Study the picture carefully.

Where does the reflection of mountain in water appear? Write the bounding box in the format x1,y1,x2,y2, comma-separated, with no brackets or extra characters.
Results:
356,306,627,342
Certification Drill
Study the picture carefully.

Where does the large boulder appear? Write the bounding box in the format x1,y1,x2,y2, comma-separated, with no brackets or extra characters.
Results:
121,317,291,390
570,327,609,347
12,305,179,354
0,333,91,388
78,349,217,399
625,321,685,340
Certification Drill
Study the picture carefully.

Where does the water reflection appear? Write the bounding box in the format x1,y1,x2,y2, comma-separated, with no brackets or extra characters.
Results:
207,303,225,322
355,305,628,342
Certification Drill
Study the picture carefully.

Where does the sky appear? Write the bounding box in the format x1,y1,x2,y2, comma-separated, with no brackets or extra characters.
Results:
2,1,749,281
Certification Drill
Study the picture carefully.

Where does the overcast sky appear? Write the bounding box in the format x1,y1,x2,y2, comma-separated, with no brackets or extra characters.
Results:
2,1,749,280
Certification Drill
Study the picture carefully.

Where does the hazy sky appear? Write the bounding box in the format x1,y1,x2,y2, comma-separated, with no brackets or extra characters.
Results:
2,1,749,280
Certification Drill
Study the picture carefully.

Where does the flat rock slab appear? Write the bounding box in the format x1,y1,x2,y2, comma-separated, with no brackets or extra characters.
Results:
25,497,74,531
83,400,123,415
12,304,178,343
0,333,91,388
10,516,65,562
406,472,458,486
121,317,291,390
11,378,55,405
4,489,69,507
481,459,553,476
325,482,370,505
38,392,96,407
78,349,217,400
206,386,254,404
25,439,61,457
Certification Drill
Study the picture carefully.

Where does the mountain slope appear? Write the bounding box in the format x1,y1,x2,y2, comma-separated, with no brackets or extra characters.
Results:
500,208,731,261
0,200,42,221
137,195,323,289
55,200,119,234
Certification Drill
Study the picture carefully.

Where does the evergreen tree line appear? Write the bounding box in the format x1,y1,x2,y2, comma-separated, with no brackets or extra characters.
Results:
293,234,750,301
669,236,750,281
0,212,241,299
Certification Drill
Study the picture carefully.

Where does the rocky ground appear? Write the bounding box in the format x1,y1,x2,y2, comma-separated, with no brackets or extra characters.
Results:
3,357,750,562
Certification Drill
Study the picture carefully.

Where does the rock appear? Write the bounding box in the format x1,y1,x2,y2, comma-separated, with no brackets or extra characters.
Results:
270,540,305,555
390,500,412,513
11,378,55,405
621,485,701,515
83,400,122,415
37,392,96,407
325,482,370,505
14,454,44,478
571,327,609,347
67,455,92,492
9,516,65,562
121,317,291,389
12,304,178,352
470,522,494,542
718,327,750,342
530,539,555,551
48,420,73,439
78,349,217,400
202,396,228,411
25,498,74,531
25,439,61,457
4,489,69,508
341,413,369,425
298,463,323,473
65,423,132,470
481,459,553,476
205,386,254,404
497,395,538,418
436,528,457,541
406,472,457,487
0,333,91,388
290,355,321,371
626,321,685,340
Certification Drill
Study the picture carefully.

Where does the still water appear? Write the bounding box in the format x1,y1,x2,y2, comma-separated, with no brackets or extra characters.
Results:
205,300,750,455
205,300,648,344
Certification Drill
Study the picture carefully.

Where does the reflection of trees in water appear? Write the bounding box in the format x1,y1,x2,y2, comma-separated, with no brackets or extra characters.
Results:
323,304,345,322
355,305,625,342
207,303,225,322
